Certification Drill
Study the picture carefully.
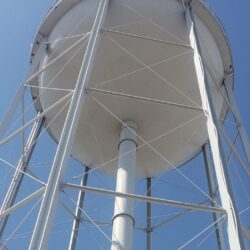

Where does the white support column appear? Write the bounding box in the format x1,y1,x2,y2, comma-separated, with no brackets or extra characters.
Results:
203,144,226,250
111,121,138,250
0,115,44,239
186,7,245,250
223,78,250,168
29,0,109,249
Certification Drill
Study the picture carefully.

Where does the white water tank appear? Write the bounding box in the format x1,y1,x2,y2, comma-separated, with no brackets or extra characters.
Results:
30,0,233,177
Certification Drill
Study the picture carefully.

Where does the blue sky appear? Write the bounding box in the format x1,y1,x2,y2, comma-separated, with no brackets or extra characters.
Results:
0,0,249,249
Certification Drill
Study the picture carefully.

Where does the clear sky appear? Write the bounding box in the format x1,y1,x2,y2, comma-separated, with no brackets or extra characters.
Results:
0,0,249,249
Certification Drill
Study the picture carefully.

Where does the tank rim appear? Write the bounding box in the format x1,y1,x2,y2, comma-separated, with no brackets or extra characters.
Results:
31,0,234,74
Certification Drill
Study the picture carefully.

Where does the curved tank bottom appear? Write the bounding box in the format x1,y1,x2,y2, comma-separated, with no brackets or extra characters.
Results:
30,0,234,177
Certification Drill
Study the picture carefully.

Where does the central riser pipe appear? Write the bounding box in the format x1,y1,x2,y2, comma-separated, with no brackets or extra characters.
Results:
111,121,137,250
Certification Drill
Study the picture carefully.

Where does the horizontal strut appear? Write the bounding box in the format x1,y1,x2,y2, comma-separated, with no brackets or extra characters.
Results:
62,183,226,214
86,87,202,111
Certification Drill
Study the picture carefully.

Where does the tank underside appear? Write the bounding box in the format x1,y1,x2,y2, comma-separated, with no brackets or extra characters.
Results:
29,0,234,177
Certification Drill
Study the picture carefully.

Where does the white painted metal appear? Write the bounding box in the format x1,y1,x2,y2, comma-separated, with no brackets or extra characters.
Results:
87,87,202,111
62,183,225,214
27,36,86,84
0,0,243,248
31,0,233,177
29,0,109,249
203,144,226,250
0,115,44,238
101,28,191,48
186,7,244,250
111,121,137,250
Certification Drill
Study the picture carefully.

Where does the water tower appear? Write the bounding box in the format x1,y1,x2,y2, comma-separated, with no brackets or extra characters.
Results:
0,0,249,249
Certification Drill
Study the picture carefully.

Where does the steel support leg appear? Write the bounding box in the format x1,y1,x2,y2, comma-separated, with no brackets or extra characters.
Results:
146,178,152,250
111,121,138,250
29,0,109,249
0,115,44,239
186,6,245,250
203,144,226,250
68,166,90,250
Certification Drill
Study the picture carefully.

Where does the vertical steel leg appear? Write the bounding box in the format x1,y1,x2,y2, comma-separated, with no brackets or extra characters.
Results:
0,115,44,239
68,166,90,250
203,144,226,250
146,178,152,250
29,0,109,249
186,6,245,250
223,80,250,168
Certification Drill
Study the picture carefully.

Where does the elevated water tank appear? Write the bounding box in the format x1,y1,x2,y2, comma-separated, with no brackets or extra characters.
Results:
30,0,233,177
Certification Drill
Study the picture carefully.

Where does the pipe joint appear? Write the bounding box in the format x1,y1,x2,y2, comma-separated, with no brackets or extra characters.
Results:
112,213,135,227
